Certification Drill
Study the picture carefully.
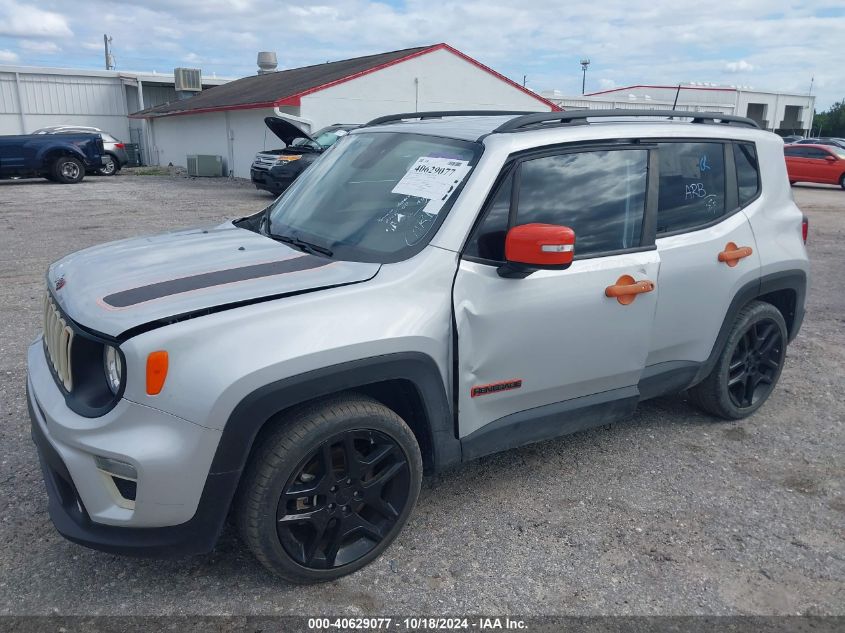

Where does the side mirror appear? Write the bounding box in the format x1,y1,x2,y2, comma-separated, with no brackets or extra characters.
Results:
498,223,575,278
825,155,837,162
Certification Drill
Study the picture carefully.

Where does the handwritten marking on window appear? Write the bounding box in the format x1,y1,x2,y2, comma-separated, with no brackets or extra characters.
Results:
685,183,707,199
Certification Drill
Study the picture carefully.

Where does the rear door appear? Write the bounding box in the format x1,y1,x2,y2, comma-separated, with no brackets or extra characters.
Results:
454,145,660,440
645,140,760,380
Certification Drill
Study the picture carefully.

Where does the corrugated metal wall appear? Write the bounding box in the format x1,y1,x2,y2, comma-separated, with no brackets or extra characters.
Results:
0,70,131,137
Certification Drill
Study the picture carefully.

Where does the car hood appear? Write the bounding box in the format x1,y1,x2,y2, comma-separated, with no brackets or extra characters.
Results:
47,222,380,338
264,117,316,146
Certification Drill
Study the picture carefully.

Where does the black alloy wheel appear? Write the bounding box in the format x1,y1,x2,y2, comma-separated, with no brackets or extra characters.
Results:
726,318,784,409
237,395,422,583
688,300,788,419
277,428,411,569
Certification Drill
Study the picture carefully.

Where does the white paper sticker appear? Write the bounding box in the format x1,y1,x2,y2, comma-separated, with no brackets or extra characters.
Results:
392,157,471,214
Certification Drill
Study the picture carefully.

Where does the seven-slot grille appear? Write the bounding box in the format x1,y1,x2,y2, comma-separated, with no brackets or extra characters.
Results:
43,292,74,392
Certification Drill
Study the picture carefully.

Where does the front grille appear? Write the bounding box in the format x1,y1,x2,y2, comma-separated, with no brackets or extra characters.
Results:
252,154,277,170
43,292,74,392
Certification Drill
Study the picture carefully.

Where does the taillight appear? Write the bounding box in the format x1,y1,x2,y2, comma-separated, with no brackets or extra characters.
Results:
802,215,809,243
114,143,125,149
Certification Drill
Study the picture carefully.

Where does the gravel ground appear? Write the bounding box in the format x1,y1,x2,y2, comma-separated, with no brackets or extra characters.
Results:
0,171,842,616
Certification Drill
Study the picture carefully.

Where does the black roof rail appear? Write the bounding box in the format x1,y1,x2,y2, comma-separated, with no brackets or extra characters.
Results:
365,110,536,127
492,109,760,133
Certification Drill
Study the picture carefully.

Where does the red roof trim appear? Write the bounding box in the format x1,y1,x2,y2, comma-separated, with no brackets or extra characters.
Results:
276,43,560,110
585,84,737,97
133,43,559,118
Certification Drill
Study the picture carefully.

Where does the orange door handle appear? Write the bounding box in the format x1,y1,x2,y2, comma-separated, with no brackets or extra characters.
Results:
605,274,655,305
718,242,753,267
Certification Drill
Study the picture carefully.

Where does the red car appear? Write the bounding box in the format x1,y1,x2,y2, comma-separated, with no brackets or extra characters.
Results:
784,143,845,189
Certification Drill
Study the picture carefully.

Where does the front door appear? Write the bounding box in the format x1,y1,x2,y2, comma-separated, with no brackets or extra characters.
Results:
454,146,660,440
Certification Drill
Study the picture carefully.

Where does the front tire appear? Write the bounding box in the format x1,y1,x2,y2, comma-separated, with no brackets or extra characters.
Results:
52,156,84,184
839,174,845,190
236,395,422,583
688,301,788,419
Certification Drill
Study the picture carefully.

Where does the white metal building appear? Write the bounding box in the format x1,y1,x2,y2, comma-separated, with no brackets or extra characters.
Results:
133,44,558,178
0,66,232,163
542,83,815,134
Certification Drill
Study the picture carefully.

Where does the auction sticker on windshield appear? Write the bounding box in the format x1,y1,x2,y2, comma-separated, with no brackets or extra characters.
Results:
392,156,471,214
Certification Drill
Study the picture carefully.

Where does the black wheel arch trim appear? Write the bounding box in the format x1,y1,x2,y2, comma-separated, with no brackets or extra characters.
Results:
691,269,806,387
209,351,460,477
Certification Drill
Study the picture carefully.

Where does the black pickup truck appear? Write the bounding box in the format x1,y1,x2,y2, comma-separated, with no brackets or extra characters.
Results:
0,132,106,184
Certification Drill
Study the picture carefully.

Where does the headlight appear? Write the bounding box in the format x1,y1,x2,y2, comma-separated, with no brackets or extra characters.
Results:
103,345,123,395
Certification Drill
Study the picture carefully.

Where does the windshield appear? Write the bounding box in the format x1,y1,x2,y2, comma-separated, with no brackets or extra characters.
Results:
268,132,482,263
290,127,350,150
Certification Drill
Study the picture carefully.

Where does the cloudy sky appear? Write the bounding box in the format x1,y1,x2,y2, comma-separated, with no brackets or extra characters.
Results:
0,0,842,109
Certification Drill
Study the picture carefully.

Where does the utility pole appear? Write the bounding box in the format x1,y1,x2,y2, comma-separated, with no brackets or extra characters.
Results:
580,59,590,95
104,34,115,70
523,75,527,88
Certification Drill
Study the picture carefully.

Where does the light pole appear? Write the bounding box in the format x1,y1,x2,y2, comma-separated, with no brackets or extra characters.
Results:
580,58,590,95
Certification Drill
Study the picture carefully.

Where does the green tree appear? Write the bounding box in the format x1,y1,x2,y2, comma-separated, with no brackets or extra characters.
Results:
813,100,845,137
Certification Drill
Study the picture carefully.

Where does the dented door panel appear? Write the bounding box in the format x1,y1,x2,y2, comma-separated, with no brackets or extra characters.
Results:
454,251,660,438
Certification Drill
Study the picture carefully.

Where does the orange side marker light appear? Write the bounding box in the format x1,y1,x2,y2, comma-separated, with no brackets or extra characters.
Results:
146,351,169,395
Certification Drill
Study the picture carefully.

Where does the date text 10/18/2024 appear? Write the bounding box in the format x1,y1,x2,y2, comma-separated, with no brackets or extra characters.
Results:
307,617,528,630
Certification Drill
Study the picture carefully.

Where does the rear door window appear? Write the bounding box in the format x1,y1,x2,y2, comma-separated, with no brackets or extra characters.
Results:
656,142,727,235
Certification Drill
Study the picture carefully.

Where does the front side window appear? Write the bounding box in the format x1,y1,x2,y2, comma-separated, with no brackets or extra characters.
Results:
656,142,726,234
734,142,760,206
805,148,830,159
466,149,648,261
517,150,648,256
268,132,482,263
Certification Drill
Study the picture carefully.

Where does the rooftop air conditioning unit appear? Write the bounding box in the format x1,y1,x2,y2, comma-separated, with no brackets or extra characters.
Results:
174,67,202,92
187,155,223,177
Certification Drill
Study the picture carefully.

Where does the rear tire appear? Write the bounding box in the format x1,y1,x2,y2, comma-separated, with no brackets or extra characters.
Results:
52,156,84,184
236,394,422,583
97,155,117,176
688,301,788,419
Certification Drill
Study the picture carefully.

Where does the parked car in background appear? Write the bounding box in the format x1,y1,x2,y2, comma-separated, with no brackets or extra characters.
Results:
0,132,106,183
782,135,803,144
784,143,845,188
793,137,845,150
251,118,357,195
32,126,128,176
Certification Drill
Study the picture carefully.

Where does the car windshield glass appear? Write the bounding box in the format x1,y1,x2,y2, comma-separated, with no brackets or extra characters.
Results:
830,147,845,159
268,132,482,263
290,128,349,150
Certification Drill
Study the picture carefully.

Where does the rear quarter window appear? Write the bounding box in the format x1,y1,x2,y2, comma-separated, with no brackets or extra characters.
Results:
734,142,760,206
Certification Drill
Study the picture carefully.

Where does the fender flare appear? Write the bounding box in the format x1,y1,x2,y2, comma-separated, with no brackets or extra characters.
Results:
36,143,88,168
208,351,460,476
692,269,807,385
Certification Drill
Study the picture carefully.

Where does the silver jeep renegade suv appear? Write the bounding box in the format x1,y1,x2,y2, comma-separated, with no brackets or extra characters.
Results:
28,110,809,583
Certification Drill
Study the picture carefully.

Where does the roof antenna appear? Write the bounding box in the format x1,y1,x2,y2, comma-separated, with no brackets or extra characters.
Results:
671,83,681,110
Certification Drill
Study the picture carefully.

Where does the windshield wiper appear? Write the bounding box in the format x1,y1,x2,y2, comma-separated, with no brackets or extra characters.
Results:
271,232,333,257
